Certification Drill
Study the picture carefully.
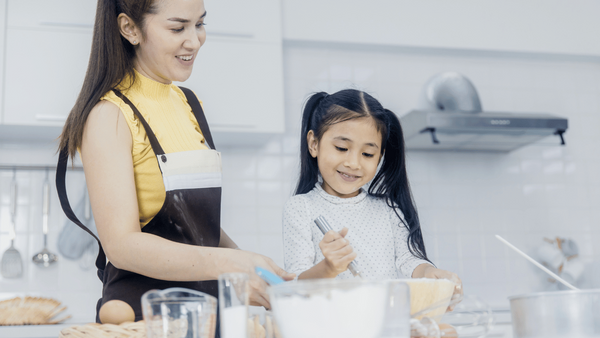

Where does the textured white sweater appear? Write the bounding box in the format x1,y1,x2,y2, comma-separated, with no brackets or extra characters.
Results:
283,182,431,280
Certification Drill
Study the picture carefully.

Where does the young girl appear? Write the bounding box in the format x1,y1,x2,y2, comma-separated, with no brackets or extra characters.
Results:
283,89,462,301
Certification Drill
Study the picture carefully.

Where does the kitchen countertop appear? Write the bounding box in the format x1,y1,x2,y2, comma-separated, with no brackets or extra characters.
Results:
2,313,515,338
0,292,98,338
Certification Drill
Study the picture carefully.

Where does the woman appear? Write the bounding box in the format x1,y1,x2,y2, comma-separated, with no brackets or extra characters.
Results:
56,0,294,324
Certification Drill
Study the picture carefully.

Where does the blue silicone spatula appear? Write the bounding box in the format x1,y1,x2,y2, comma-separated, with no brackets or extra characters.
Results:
255,266,285,285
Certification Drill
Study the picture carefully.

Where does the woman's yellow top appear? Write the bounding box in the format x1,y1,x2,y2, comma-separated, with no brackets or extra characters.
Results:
101,70,209,227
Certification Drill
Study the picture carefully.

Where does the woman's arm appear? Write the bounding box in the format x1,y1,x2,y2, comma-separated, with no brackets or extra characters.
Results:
82,101,292,306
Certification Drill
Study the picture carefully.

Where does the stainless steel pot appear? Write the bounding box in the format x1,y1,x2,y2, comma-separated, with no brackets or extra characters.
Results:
509,289,600,338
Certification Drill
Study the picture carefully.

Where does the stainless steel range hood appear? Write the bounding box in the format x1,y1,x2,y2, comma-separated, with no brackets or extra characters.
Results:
401,110,568,152
400,72,568,152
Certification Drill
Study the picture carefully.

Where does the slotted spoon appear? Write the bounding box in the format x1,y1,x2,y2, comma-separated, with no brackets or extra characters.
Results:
1,170,23,278
32,169,58,267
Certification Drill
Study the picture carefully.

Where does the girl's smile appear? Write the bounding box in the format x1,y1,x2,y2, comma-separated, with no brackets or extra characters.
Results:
338,170,361,182
308,117,382,198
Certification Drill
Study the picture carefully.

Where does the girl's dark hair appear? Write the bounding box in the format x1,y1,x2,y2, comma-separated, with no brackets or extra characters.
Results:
296,89,429,262
59,0,159,158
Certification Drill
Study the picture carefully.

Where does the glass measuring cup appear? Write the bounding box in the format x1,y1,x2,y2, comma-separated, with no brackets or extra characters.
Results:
141,287,217,338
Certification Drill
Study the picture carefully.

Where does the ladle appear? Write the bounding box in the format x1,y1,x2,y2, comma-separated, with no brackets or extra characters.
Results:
32,169,58,267
1,169,23,278
495,235,577,290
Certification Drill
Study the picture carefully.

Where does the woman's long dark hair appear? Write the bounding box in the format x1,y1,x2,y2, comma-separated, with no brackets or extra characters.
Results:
296,89,429,262
59,0,158,158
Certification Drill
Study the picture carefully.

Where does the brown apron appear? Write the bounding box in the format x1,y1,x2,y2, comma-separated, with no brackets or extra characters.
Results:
56,87,222,336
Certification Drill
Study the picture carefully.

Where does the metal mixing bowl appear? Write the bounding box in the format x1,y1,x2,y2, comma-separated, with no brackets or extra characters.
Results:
509,289,600,338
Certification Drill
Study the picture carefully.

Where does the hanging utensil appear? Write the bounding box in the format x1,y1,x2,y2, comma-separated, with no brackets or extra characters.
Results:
78,186,96,270
495,235,578,290
32,168,58,267
58,184,96,260
1,169,23,278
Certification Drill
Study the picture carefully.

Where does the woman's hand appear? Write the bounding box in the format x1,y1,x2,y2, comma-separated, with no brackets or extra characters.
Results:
319,227,357,276
413,264,463,311
220,249,295,309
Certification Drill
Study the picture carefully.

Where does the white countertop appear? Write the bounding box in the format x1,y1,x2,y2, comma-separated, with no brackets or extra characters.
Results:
0,322,88,338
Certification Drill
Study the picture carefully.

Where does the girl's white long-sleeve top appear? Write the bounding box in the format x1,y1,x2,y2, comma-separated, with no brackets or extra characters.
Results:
283,182,432,280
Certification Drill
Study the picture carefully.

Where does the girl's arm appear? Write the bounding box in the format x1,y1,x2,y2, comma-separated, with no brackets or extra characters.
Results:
282,197,322,278
391,215,434,278
298,228,356,279
282,198,356,280
82,100,293,307
389,211,462,310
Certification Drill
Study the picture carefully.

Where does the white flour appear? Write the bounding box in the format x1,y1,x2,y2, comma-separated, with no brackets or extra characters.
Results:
272,285,387,338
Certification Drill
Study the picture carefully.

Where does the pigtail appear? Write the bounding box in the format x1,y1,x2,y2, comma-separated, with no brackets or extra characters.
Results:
369,109,429,262
295,92,329,195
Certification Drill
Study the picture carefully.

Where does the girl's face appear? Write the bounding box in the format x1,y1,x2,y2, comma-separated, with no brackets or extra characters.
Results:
126,0,207,84
308,118,383,198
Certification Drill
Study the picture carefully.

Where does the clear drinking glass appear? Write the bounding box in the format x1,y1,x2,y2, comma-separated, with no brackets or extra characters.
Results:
218,273,249,338
141,287,217,338
381,280,411,338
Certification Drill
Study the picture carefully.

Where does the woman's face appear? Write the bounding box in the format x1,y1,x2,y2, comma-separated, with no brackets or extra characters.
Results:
135,0,206,84
308,118,383,198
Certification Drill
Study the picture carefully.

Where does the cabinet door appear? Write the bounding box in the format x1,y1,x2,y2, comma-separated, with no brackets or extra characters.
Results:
181,39,284,133
204,0,281,43
7,0,95,29
0,0,6,123
3,28,92,126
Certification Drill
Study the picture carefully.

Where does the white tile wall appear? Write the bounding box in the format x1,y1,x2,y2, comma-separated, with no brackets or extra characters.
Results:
1,43,599,325
273,43,600,311
0,146,100,323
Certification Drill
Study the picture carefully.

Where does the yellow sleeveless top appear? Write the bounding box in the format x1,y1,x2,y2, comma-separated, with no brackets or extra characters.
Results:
101,70,209,227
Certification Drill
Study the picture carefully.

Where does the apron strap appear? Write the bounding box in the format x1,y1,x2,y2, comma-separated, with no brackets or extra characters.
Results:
179,86,216,150
56,88,213,280
112,89,166,155
56,146,107,280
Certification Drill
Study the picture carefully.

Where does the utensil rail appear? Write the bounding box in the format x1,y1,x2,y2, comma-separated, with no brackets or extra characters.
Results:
0,165,83,171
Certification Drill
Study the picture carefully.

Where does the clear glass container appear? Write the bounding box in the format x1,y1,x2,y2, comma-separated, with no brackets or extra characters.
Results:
141,287,217,338
269,279,410,338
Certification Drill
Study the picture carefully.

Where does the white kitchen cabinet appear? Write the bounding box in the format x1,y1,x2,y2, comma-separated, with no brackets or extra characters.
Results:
2,27,91,126
180,38,285,135
2,0,94,127
204,0,281,43
0,0,6,125
7,0,95,29
282,0,600,57
0,0,285,143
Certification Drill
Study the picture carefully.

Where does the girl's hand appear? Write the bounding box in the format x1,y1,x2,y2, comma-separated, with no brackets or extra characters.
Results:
221,249,295,309
414,264,463,311
319,227,357,276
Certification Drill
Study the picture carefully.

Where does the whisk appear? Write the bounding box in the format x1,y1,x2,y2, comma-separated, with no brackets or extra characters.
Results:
1,170,23,278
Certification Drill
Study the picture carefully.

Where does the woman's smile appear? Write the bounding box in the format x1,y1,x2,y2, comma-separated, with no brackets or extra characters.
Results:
175,53,195,67
176,54,194,62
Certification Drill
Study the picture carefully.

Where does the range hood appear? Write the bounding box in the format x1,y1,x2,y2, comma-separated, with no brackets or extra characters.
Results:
400,73,568,152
